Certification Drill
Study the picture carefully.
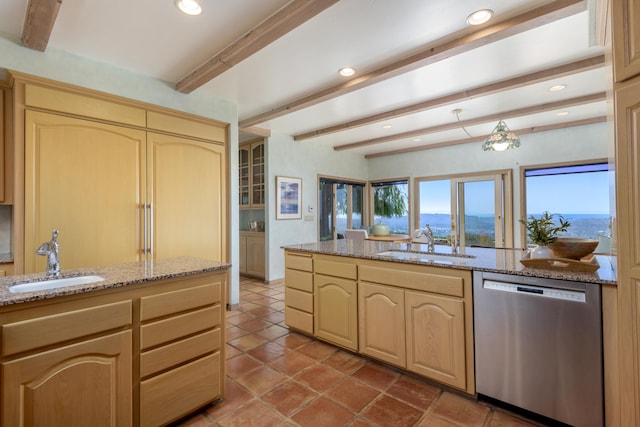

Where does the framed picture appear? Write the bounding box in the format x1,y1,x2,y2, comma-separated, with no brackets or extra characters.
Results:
276,176,302,220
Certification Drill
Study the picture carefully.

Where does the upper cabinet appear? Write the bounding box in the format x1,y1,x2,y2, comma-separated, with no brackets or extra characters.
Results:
239,139,265,209
10,73,229,274
612,0,640,82
0,86,12,204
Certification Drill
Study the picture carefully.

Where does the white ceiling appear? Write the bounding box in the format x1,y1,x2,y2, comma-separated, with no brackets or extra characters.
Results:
0,0,607,157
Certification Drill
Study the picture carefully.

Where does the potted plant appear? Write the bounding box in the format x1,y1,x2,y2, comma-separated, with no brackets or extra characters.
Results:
519,211,571,258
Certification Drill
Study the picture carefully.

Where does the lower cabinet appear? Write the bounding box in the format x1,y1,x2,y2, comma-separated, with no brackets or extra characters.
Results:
1,331,132,426
0,270,227,427
284,250,314,334
239,232,265,278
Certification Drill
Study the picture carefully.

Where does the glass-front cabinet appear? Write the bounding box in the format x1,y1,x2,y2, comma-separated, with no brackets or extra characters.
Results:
239,140,265,209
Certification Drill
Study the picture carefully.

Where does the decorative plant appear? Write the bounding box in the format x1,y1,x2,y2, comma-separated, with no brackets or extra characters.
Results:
519,211,571,246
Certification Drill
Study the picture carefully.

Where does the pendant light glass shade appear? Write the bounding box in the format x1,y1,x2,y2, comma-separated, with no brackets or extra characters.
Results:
482,120,520,151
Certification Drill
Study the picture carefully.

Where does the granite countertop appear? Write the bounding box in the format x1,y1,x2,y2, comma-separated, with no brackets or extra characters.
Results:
283,240,617,286
0,257,231,306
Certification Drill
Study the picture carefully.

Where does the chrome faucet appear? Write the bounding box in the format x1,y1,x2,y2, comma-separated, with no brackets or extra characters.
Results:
414,224,435,253
36,230,60,278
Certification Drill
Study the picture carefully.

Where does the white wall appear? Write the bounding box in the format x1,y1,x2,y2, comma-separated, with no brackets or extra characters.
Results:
265,133,368,280
368,122,610,248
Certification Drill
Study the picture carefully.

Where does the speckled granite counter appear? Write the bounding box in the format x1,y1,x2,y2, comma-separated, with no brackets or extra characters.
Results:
283,240,617,286
0,257,230,306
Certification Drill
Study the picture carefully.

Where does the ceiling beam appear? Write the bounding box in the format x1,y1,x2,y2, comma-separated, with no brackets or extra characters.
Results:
239,0,586,128
334,92,606,151
239,125,271,137
21,0,62,51
176,0,339,93
364,116,607,159
294,54,605,141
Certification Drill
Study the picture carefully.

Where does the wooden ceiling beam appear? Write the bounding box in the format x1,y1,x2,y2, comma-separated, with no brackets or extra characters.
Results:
176,0,339,93
21,0,62,51
364,116,607,159
334,92,606,151
240,0,586,128
294,54,605,141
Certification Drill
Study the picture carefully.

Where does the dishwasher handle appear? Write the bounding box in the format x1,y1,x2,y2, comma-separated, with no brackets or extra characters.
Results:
483,280,586,302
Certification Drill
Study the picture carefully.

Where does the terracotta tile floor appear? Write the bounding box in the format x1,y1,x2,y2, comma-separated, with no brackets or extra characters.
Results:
175,276,542,427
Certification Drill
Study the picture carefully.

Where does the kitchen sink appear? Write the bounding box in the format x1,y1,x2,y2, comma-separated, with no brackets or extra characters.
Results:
375,250,475,265
9,275,106,293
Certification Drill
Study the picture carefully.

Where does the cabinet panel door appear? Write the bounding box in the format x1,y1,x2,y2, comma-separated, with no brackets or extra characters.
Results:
405,291,466,390
246,235,265,277
314,274,358,350
24,111,146,273
1,331,132,427
147,133,226,262
613,0,640,82
358,282,406,367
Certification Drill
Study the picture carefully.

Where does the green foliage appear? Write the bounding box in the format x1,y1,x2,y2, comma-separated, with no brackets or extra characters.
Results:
373,185,407,218
519,211,571,246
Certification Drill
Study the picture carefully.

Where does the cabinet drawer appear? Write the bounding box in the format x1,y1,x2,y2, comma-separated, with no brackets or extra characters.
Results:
140,328,220,378
25,84,146,126
359,265,464,297
140,352,221,427
140,282,221,321
286,269,313,292
285,252,313,272
285,306,313,334
285,287,313,312
315,259,357,279
140,305,221,350
1,300,132,356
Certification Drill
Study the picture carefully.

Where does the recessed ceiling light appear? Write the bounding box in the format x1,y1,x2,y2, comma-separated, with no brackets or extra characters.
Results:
413,138,422,142
175,0,202,15
466,9,493,26
339,67,355,77
382,124,392,129
549,84,567,91
556,111,570,116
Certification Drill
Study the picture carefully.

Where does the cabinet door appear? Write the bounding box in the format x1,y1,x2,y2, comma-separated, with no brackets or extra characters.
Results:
246,235,265,277
239,235,247,274
239,146,250,207
314,274,357,350
405,290,466,390
612,0,640,82
24,111,146,273
1,331,132,427
250,142,264,207
358,282,406,367
147,133,226,262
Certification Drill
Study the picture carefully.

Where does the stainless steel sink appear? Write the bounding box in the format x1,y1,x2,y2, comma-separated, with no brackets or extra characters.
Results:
375,250,475,265
9,275,105,293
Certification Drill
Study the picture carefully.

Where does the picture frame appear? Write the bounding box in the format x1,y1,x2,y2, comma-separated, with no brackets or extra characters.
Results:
276,176,302,220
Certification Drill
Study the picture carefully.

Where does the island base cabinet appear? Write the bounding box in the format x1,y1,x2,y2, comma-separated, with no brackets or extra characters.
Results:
405,291,466,390
358,282,406,367
1,330,132,427
140,352,221,427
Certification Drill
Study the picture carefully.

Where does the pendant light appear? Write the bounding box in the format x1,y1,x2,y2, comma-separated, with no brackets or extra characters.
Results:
482,120,520,151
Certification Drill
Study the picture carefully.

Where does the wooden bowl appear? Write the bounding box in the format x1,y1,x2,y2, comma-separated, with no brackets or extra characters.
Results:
549,238,599,260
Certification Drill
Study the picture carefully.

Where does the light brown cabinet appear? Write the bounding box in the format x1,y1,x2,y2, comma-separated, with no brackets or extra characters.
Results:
16,78,227,274
358,261,472,392
284,250,314,334
314,255,358,351
0,269,227,427
239,232,265,278
239,140,265,209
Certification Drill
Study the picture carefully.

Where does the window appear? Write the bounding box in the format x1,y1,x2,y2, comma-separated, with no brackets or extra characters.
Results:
416,172,512,248
371,179,409,234
523,162,610,242
319,177,365,240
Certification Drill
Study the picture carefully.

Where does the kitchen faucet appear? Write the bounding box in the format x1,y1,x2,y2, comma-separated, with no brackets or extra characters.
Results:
414,224,435,253
36,230,60,278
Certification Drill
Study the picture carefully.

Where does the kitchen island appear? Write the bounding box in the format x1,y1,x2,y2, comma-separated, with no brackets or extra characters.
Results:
0,257,230,427
283,240,616,397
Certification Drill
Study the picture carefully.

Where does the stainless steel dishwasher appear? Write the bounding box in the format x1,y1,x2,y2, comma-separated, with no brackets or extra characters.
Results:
473,271,603,427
